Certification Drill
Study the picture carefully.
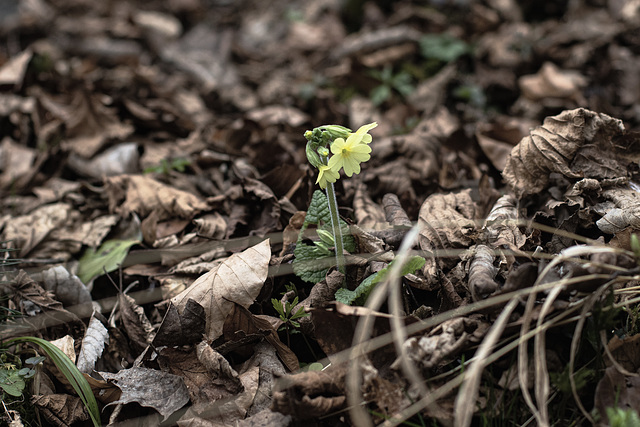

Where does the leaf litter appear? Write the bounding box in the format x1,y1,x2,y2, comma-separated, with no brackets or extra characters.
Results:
2,1,640,426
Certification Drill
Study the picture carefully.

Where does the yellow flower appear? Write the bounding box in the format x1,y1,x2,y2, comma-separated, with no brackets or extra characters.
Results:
351,122,378,144
327,134,372,177
316,164,340,189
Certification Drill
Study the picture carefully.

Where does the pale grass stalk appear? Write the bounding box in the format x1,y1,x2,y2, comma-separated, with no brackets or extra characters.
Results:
569,281,613,424
386,229,445,418
533,285,563,427
454,297,519,427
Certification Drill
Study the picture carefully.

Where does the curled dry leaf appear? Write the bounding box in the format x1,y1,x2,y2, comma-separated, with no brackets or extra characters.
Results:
483,194,526,249
503,108,626,198
77,314,109,374
418,189,478,288
391,317,486,373
353,183,386,230
596,185,640,234
272,364,347,420
170,239,270,342
118,293,155,354
468,245,499,301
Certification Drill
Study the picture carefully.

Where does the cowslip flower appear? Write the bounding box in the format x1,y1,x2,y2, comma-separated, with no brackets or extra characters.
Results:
316,164,340,189
350,122,378,144
327,134,372,177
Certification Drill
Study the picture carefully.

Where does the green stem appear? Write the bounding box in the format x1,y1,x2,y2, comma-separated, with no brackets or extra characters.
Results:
325,181,347,281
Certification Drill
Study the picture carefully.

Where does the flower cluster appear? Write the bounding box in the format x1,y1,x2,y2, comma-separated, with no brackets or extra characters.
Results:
304,122,378,189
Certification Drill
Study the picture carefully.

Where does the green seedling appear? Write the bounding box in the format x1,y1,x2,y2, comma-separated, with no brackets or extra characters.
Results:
143,157,191,175
368,66,414,106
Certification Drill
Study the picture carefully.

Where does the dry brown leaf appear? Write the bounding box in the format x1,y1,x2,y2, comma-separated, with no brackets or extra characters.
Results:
594,365,640,426
596,185,640,234
503,108,626,198
272,365,347,420
391,317,486,373
157,345,242,407
2,203,72,257
518,62,588,103
118,293,155,354
105,174,209,221
153,299,206,347
100,367,189,420
418,189,478,288
483,194,526,249
31,394,89,426
467,245,499,301
353,183,386,230
0,137,36,190
223,304,299,373
170,239,270,342
179,366,260,425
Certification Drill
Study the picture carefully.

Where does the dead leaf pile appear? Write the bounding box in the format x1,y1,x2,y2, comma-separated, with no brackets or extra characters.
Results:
3,0,640,426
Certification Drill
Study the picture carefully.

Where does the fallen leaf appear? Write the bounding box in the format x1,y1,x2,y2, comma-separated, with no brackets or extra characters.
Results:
104,174,209,221
100,367,189,420
171,239,270,342
503,108,626,198
77,314,109,374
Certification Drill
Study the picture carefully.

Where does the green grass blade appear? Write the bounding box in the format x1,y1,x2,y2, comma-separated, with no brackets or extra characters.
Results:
4,336,101,426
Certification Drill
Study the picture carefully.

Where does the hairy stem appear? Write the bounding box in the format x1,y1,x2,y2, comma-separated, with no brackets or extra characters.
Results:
325,180,347,282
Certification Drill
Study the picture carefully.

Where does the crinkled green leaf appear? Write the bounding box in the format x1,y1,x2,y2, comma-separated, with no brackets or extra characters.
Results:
293,190,355,283
0,369,25,397
335,256,426,305
77,238,139,284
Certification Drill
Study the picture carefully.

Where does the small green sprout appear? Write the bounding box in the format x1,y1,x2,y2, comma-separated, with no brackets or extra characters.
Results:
143,157,191,175
368,66,414,106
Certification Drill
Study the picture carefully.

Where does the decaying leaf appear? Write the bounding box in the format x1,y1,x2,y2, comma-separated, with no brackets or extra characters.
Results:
118,293,155,354
467,245,499,301
170,239,270,342
104,174,209,221
272,364,347,420
392,317,486,373
2,203,72,257
39,265,92,307
596,185,640,234
100,367,189,420
157,345,242,407
153,299,206,347
483,194,526,249
503,108,626,198
31,394,89,426
418,189,478,288
77,314,109,374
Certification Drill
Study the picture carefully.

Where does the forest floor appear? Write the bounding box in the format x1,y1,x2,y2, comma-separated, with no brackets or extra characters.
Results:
2,0,640,426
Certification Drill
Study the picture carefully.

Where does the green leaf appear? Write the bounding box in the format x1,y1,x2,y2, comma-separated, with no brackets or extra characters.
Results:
0,369,25,397
370,85,391,106
293,190,355,283
4,337,100,426
335,256,426,305
77,238,139,284
420,34,470,63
